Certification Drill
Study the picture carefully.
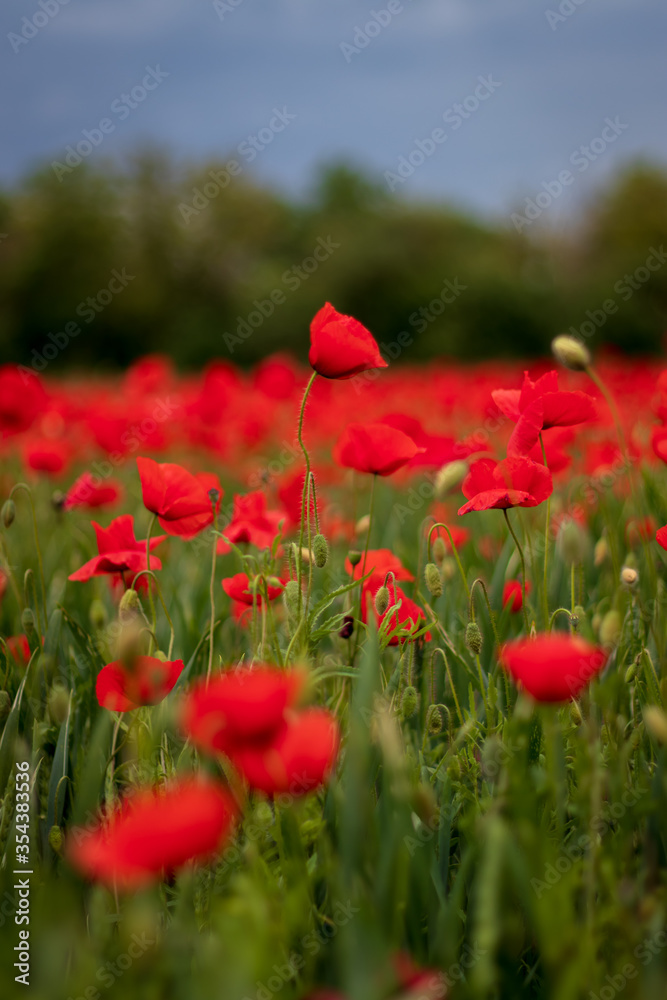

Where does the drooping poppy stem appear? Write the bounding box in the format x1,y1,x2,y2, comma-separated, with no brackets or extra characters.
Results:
426,521,470,602
295,371,318,630
503,508,530,633
539,433,551,629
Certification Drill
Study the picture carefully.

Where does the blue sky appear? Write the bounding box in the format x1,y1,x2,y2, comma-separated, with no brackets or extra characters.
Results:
2,0,666,217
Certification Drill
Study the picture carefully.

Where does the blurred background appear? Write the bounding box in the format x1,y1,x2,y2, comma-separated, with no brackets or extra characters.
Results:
1,0,667,371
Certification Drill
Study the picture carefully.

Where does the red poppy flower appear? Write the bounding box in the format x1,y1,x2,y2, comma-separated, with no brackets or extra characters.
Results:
656,524,667,551
362,579,431,645
651,426,667,463
222,572,285,606
499,634,607,702
182,667,306,755
502,579,531,613
137,457,218,539
181,667,339,796
66,776,239,889
68,515,166,583
5,635,31,667
394,954,447,999
64,471,123,510
96,656,184,712
309,303,387,380
230,708,340,796
0,365,47,438
493,370,596,430
345,548,414,585
217,491,283,554
334,422,424,477
458,456,552,515
23,438,70,476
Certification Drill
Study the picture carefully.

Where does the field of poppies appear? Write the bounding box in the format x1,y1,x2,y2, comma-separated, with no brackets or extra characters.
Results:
1,309,667,1000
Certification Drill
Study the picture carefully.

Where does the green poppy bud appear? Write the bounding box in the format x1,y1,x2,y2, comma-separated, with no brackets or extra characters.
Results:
426,704,443,735
374,585,390,615
283,580,301,620
401,685,418,718
1,499,16,528
465,621,483,655
0,691,11,719
119,588,142,624
551,334,591,371
424,562,442,597
432,536,447,565
347,550,362,568
89,599,107,630
313,533,329,568
48,825,64,855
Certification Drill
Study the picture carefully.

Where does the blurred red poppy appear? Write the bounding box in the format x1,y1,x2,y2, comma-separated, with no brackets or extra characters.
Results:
217,490,283,554
334,422,424,476
493,370,596,430
64,471,123,510
502,579,531,613
222,572,285,606
499,633,606,701
137,456,218,538
68,515,165,583
66,776,239,889
362,578,430,645
96,655,184,712
458,456,552,515
309,302,387,380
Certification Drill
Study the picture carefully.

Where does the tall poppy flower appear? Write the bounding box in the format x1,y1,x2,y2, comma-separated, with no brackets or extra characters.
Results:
362,578,430,646
458,456,552,515
66,777,239,889
499,633,607,701
217,491,283,554
334,422,424,476
68,515,165,583
96,656,184,712
345,548,414,585
309,303,387,380
137,457,219,539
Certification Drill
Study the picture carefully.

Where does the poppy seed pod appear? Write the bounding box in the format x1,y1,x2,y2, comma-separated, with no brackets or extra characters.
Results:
374,585,390,615
347,550,362,567
401,685,418,718
551,334,591,371
424,562,442,597
465,621,483,655
313,533,329,568
119,588,142,624
2,499,15,528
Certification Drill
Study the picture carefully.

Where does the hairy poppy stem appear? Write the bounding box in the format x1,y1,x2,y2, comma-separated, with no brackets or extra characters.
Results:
295,372,318,634
503,509,530,633
539,434,551,630
207,512,219,682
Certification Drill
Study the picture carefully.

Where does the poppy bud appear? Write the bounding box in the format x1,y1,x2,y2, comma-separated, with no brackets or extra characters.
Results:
426,704,443,735
153,650,168,662
119,588,142,624
401,685,418,718
569,700,583,726
465,621,483,655
599,609,621,647
424,562,442,597
313,533,329,568
338,614,354,639
89,599,107,630
643,705,667,745
1,499,15,528
441,557,456,582
435,460,468,498
432,536,447,565
551,334,591,371
48,684,69,725
374,585,390,615
48,825,64,855
51,490,66,512
625,659,638,683
347,550,362,567
208,487,220,506
21,608,36,640
0,691,11,719
355,514,370,536
620,566,638,589
594,537,609,567
283,579,301,620
557,519,588,565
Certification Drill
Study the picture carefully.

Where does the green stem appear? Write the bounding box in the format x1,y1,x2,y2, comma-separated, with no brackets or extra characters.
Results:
144,513,157,653
295,372,318,633
427,521,470,601
503,509,530,634
539,434,551,630
469,577,501,651
207,515,219,682
10,484,47,631
351,473,377,661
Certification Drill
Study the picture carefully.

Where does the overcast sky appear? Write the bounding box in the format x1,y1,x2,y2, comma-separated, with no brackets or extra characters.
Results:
2,0,666,217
